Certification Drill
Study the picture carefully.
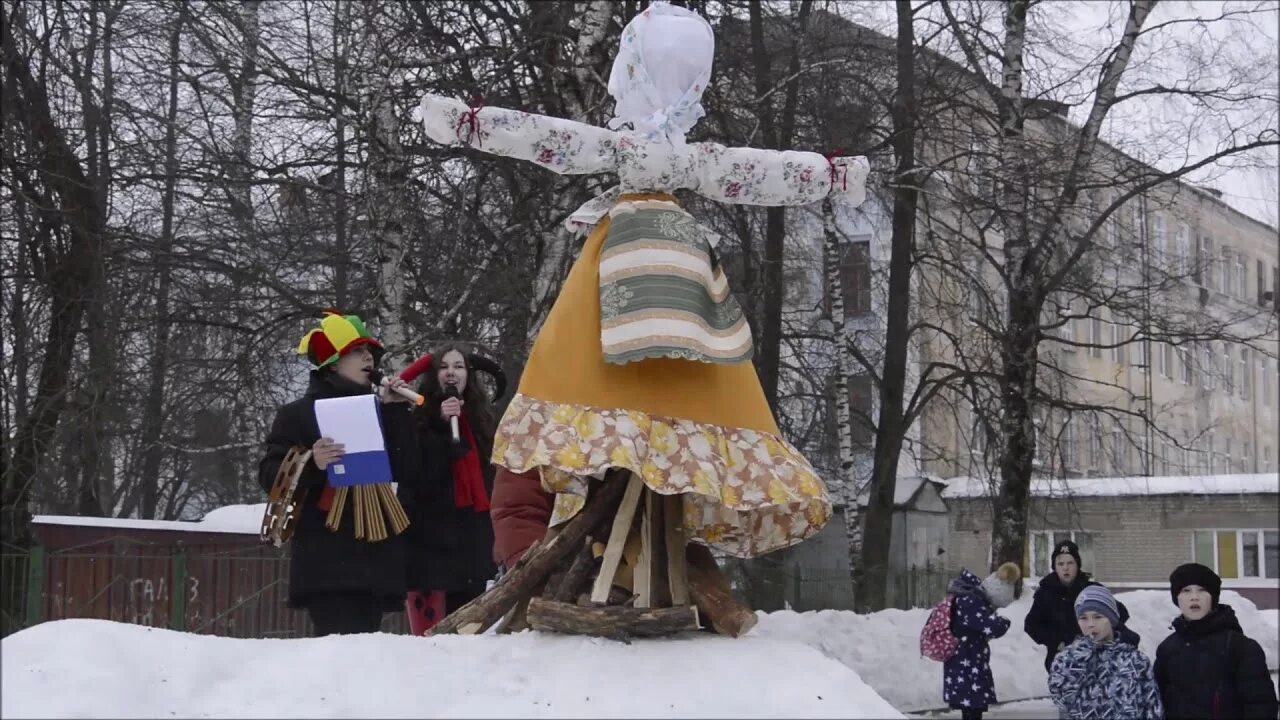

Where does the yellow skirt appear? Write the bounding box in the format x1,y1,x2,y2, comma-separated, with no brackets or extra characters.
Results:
491,193,832,557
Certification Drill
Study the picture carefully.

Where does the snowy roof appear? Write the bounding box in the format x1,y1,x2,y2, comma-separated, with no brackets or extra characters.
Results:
941,473,1279,500
32,503,266,535
855,476,945,508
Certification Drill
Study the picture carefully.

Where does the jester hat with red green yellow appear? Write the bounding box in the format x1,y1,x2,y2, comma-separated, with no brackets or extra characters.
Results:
297,309,384,368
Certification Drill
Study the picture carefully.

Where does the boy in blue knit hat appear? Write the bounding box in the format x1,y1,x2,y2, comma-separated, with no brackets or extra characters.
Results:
1049,584,1162,719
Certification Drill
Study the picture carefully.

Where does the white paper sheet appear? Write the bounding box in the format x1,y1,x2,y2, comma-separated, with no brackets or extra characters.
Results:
313,395,385,454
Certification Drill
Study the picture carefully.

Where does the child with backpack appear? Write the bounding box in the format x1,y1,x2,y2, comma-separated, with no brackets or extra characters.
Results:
921,562,1021,720
1154,563,1278,719
1049,584,1162,719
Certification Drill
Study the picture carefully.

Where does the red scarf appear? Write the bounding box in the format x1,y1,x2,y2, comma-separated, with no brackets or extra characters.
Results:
452,413,489,511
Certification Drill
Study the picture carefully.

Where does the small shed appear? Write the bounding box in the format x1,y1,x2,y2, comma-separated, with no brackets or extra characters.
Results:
857,476,951,607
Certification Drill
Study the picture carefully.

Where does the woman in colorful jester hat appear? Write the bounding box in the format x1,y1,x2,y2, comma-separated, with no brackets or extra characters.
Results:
257,310,416,636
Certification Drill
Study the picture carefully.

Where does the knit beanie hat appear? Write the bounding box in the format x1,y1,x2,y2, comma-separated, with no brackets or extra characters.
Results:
1052,540,1082,569
1075,584,1121,629
297,309,384,369
980,562,1022,609
1169,562,1221,606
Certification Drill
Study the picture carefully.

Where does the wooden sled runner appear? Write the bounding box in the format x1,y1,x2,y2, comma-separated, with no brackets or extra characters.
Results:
429,468,758,640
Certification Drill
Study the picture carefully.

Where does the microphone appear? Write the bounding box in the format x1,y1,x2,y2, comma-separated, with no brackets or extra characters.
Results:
368,370,425,406
444,385,461,443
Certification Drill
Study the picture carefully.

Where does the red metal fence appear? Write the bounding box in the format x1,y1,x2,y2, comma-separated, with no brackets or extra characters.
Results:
8,519,407,637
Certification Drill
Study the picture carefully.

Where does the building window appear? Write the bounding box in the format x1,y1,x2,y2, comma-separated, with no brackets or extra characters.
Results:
839,242,872,318
1152,214,1166,267
1111,419,1126,474
1089,313,1103,358
1220,248,1234,295
1193,529,1280,580
1199,236,1215,289
1264,357,1274,407
1207,432,1216,474
848,374,875,447
1236,254,1248,299
1089,415,1104,471
1223,344,1234,394
1176,224,1191,276
1061,417,1076,470
1109,313,1125,365
1243,440,1252,472
1106,196,1121,249
1029,531,1096,578
1136,335,1148,374
1240,347,1250,399
1161,342,1174,379
1201,344,1215,390
968,404,988,458
1179,346,1193,385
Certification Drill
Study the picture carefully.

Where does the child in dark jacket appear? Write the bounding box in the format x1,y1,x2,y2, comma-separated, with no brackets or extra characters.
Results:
1154,563,1278,720
942,562,1020,720
1049,584,1162,719
1024,540,1140,672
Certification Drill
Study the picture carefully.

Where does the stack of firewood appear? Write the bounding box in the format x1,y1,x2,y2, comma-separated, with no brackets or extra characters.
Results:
429,469,758,640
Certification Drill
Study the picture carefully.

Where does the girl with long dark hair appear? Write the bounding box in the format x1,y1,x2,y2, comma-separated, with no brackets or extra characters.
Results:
393,344,506,635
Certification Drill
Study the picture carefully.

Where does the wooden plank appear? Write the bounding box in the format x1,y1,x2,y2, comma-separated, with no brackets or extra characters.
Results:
527,597,700,638
429,472,630,636
590,473,645,604
664,493,689,606
634,490,664,608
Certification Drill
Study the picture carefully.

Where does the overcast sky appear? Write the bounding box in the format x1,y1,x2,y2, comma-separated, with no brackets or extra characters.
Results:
829,0,1279,228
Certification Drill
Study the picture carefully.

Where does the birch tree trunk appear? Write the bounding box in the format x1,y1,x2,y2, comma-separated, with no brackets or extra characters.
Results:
526,0,615,342
821,198,863,597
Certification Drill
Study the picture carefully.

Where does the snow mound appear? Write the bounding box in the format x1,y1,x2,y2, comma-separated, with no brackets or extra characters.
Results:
1,619,901,719
754,589,1278,712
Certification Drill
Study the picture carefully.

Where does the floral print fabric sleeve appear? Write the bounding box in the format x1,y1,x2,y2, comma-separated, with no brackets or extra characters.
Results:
414,94,620,175
692,143,869,208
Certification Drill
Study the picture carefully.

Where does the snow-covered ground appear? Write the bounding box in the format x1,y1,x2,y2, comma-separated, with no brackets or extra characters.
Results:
2,588,1274,718
1,619,901,719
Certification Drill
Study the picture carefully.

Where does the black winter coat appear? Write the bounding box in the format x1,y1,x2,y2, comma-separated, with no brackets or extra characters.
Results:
1024,571,1140,671
1154,604,1278,720
257,371,417,611
390,409,497,597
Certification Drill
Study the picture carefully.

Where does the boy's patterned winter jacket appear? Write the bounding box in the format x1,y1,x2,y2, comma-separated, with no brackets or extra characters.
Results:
1050,634,1164,719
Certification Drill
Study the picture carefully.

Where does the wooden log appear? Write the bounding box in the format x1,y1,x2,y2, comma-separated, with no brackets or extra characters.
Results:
686,544,758,638
527,597,700,638
664,493,689,605
496,526,560,634
554,537,598,603
590,473,645,604
429,472,630,635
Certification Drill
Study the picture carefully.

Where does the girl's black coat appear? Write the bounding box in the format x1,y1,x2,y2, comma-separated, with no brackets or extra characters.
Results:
389,408,497,597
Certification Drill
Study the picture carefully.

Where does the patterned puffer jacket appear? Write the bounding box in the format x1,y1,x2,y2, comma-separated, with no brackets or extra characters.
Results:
1050,634,1164,719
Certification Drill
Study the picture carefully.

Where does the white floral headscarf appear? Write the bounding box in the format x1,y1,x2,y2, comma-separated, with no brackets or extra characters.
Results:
606,2,714,146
